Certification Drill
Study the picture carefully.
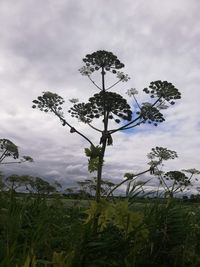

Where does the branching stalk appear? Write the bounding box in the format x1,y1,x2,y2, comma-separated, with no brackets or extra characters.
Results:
87,123,102,133
105,78,122,91
133,95,141,109
51,108,95,147
88,76,101,90
109,96,162,134
106,168,151,198
0,149,8,162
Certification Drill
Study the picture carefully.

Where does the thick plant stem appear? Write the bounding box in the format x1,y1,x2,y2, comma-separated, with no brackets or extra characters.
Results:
93,127,107,234
93,67,108,234
95,67,108,203
95,140,107,202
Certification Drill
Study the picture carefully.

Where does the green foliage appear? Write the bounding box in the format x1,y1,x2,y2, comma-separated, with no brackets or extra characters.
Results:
85,145,102,158
1,193,200,266
85,145,102,172
0,194,84,266
141,200,200,267
21,254,37,267
0,173,5,191
51,251,75,267
85,200,148,239
88,157,99,173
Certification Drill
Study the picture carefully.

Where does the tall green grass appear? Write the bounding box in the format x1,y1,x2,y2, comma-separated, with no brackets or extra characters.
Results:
0,192,200,266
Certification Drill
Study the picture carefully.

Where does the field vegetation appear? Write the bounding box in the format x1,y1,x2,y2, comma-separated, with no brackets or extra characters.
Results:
1,186,200,267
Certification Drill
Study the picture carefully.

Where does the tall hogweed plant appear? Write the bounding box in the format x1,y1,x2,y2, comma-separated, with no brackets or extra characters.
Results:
32,50,182,202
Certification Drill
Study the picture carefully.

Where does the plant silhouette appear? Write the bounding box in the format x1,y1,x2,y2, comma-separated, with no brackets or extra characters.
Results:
32,50,181,202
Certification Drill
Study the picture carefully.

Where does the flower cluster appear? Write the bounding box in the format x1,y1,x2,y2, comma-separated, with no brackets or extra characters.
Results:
164,171,190,187
126,88,138,97
68,102,93,123
116,71,130,82
32,91,64,115
68,91,132,124
148,147,178,161
143,80,181,104
82,50,125,70
79,66,94,76
137,105,165,126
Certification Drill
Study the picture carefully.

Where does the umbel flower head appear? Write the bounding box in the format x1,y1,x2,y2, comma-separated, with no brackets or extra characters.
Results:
143,80,181,104
68,91,132,124
164,171,190,186
80,50,125,74
138,105,165,126
116,71,130,82
126,88,139,97
32,91,65,115
148,147,178,161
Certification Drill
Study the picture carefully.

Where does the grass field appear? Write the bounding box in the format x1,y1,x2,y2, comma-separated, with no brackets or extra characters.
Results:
1,192,200,267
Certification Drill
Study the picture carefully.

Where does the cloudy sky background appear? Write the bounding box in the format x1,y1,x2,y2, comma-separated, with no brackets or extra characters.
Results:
0,0,199,194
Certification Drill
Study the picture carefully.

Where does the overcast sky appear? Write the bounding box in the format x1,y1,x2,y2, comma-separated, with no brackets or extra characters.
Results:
0,0,199,193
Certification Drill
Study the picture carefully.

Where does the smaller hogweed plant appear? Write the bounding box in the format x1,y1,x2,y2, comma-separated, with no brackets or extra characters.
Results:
147,147,200,197
0,138,33,165
32,50,181,202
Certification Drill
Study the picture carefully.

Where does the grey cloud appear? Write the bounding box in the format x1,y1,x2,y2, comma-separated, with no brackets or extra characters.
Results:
0,0,200,193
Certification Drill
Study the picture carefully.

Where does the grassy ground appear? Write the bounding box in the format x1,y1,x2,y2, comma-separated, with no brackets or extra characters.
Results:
1,192,200,266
